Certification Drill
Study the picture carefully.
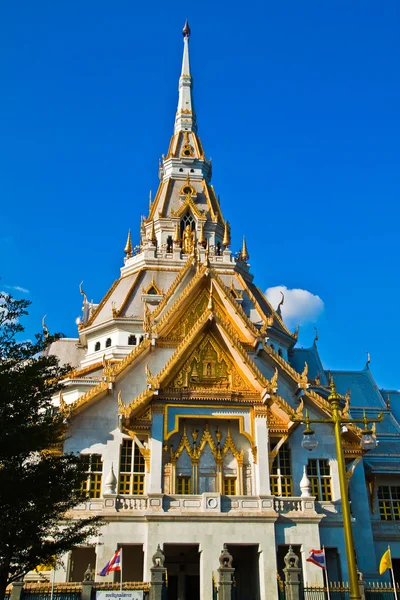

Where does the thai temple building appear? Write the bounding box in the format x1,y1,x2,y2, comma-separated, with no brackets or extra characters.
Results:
48,22,400,600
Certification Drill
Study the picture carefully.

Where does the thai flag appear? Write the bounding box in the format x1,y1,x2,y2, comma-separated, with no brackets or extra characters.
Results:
98,549,122,576
306,549,326,570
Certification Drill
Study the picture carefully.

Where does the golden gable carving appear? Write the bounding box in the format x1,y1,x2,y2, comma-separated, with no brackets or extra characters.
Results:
169,332,254,393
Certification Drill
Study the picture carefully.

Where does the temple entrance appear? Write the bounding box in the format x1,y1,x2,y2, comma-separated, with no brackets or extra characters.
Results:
227,544,260,600
68,547,96,582
163,544,200,600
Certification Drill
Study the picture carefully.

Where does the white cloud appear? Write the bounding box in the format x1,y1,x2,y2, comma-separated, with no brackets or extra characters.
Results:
5,285,30,293
265,285,324,326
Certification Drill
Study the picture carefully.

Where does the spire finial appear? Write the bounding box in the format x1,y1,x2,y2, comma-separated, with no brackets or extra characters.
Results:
182,20,191,38
148,220,157,244
241,236,249,262
124,229,133,258
222,221,231,248
175,21,196,133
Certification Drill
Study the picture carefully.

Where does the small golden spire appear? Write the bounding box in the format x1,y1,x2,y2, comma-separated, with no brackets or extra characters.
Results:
186,172,190,185
79,281,87,306
124,229,133,257
241,236,249,262
198,221,205,245
148,220,157,244
173,222,180,244
222,220,230,248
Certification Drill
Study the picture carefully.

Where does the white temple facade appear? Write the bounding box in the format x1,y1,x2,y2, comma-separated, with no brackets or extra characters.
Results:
48,22,400,600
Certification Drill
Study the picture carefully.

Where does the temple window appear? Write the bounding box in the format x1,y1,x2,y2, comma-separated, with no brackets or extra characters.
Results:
128,335,136,346
105,338,112,348
307,459,332,501
177,476,191,494
147,286,157,295
94,341,101,352
378,486,400,520
180,211,195,237
81,454,103,499
166,235,173,253
118,439,145,495
270,443,293,496
224,477,236,496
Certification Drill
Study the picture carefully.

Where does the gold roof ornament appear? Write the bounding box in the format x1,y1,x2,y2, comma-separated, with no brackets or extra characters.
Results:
314,327,319,345
366,351,371,369
173,222,181,244
241,236,249,262
198,221,205,245
148,220,157,244
143,301,152,333
298,361,308,391
79,281,87,306
222,220,231,248
149,190,152,212
124,229,133,258
42,315,49,339
293,325,299,340
270,367,279,391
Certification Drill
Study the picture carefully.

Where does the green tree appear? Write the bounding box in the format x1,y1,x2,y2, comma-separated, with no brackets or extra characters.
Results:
0,292,103,599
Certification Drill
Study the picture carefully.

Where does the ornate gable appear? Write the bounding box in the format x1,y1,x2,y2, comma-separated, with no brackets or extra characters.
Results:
165,331,256,394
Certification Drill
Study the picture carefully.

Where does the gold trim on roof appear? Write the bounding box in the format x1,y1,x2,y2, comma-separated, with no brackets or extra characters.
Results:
142,275,164,296
170,194,206,219
150,256,195,320
80,278,121,330
116,269,144,317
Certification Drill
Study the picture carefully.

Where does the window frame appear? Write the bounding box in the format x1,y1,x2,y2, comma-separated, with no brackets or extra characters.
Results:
378,485,400,521
307,459,332,501
270,443,293,497
118,438,146,495
177,476,191,494
223,477,237,496
82,454,103,499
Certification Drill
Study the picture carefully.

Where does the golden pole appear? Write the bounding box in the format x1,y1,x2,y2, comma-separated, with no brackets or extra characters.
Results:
329,385,361,600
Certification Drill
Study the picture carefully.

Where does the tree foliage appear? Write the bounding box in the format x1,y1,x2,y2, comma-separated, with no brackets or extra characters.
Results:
0,292,103,596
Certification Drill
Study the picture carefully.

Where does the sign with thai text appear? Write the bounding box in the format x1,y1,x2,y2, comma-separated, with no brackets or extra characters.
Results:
96,591,143,600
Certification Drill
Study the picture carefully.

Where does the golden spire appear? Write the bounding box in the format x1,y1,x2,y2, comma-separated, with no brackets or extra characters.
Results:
124,229,133,257
222,220,230,248
148,220,157,244
173,222,180,244
241,236,249,262
198,221,205,245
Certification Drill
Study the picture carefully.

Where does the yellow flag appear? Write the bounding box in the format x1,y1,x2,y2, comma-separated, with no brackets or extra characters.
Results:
380,549,392,575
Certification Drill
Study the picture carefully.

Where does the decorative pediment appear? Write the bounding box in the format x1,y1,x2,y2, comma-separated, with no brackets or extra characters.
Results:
166,331,257,394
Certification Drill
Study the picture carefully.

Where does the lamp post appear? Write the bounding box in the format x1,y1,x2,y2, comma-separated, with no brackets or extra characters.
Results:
293,379,383,600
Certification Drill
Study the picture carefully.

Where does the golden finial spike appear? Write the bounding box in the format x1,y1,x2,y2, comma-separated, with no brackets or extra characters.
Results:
186,172,190,184
148,220,157,244
241,236,249,261
149,190,152,211
198,221,205,245
124,229,133,257
173,222,180,244
222,220,230,248
42,315,49,339
314,327,319,345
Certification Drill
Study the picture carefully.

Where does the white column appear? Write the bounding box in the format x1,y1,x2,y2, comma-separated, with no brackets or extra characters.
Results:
254,412,271,495
149,410,164,493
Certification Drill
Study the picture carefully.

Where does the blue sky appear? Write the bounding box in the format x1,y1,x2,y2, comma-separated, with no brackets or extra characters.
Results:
1,1,399,388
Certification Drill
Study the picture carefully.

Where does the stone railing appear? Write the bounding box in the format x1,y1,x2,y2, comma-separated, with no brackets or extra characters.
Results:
72,494,318,517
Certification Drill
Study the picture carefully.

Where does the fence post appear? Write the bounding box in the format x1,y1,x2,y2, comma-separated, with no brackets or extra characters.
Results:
357,571,365,600
10,582,24,600
81,563,95,600
283,546,302,600
218,544,235,600
150,545,166,600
